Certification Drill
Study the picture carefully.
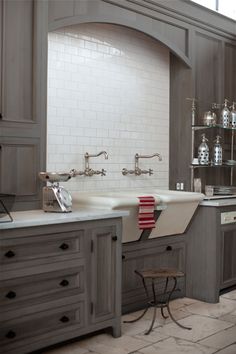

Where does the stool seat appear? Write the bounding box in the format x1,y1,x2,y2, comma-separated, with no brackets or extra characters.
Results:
137,268,184,279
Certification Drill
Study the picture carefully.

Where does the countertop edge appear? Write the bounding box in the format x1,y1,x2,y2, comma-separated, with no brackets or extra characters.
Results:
0,208,129,230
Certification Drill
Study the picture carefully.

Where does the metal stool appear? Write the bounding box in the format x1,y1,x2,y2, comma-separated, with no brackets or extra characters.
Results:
124,268,191,335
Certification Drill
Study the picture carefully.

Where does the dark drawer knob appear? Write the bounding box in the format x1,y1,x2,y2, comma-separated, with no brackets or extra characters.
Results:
6,330,16,339
60,279,69,287
166,245,172,251
122,254,126,260
0,113,2,119
59,243,69,250
60,316,69,323
4,250,15,258
112,236,118,241
6,291,16,299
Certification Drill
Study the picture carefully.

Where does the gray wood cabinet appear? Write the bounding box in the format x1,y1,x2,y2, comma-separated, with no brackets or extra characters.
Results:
221,226,236,289
186,205,236,303
122,235,186,313
0,0,34,123
0,0,47,210
0,217,122,354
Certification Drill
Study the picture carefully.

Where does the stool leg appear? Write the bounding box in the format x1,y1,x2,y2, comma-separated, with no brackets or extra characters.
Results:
161,277,169,319
145,278,157,335
166,277,191,330
124,272,150,324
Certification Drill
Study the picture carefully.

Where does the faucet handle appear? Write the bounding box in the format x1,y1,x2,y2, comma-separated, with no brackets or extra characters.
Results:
148,169,153,176
101,169,106,176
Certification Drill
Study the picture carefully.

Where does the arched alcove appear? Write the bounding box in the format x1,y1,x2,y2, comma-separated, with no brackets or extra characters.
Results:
47,23,172,192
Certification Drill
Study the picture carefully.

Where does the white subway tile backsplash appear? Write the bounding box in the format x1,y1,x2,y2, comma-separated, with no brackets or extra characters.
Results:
47,24,169,192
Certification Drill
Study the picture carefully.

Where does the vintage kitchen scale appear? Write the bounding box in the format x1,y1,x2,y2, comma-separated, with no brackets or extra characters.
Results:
39,172,73,213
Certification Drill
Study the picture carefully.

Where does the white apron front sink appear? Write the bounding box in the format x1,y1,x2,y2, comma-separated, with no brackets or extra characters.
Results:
72,190,204,243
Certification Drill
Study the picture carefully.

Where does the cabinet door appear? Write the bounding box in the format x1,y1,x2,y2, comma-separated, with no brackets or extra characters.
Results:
122,239,185,313
0,0,34,123
221,228,236,288
90,226,116,323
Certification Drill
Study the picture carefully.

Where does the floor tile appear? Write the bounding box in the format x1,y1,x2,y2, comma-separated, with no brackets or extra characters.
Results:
221,290,236,301
77,333,149,354
170,297,201,310
45,343,90,354
133,330,169,344
198,325,236,349
155,314,233,342
214,344,236,354
219,313,236,324
185,297,236,318
137,337,216,354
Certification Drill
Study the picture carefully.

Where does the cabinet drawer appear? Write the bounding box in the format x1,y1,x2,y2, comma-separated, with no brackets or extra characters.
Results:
0,265,84,311
0,302,84,351
0,230,84,265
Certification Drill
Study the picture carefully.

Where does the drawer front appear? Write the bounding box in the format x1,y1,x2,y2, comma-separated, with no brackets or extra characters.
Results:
0,230,84,265
0,302,84,350
0,265,84,311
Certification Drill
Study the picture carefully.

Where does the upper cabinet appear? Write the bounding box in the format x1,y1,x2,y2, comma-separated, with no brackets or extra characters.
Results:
0,0,34,123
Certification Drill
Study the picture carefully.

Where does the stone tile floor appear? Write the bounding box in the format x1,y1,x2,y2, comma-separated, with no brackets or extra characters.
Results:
45,290,236,354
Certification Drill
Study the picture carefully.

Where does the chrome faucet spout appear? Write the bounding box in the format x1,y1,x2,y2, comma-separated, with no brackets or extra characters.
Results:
85,151,108,159
135,153,162,161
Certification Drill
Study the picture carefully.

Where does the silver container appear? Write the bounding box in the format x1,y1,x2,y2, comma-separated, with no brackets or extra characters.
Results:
213,135,222,165
203,111,216,126
220,99,230,128
198,133,209,165
230,102,236,128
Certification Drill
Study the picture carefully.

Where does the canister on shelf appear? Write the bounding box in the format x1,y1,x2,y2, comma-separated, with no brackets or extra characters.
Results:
198,133,209,165
203,111,216,126
213,135,222,165
220,99,230,127
230,102,236,128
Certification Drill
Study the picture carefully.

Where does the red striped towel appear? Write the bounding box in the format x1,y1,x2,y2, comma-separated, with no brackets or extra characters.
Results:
138,196,156,230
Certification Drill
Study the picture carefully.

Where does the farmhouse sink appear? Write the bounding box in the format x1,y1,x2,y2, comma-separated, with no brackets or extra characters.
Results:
72,190,204,243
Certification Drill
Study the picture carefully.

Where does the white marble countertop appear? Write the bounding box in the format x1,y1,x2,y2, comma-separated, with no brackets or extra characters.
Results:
200,198,236,207
0,208,129,230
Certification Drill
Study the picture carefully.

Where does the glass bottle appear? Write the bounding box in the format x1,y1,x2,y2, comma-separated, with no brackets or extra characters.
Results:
213,135,222,165
221,99,230,128
198,133,209,165
230,102,236,128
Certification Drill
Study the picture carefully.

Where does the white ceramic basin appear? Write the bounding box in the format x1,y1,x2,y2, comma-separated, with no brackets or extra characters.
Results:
72,190,204,243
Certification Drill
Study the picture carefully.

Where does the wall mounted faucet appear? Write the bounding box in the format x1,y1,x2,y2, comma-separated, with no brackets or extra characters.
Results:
122,153,162,176
71,151,108,177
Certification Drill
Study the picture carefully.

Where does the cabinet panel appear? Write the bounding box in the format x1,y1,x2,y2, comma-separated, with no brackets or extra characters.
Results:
221,228,236,288
0,264,84,312
1,0,34,122
0,230,84,267
122,238,185,313
0,302,84,352
224,44,236,103
195,32,222,118
0,140,39,197
90,226,116,323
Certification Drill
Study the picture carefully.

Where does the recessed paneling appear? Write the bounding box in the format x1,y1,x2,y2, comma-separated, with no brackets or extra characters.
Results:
195,32,222,118
0,141,38,196
224,43,236,103
48,0,75,23
1,0,34,122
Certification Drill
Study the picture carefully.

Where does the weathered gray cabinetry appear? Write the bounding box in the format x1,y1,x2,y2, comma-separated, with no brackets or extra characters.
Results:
221,225,236,289
0,0,46,210
186,204,236,303
0,218,122,354
122,235,186,313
